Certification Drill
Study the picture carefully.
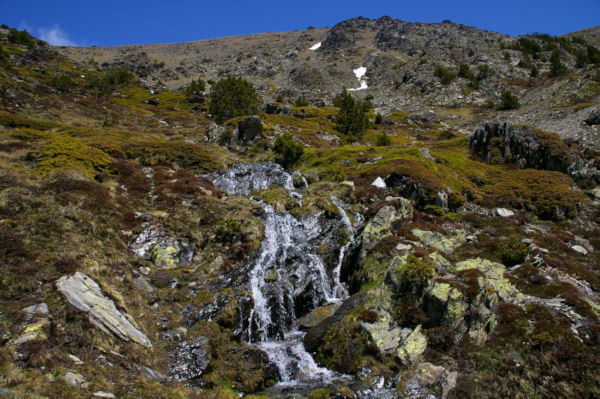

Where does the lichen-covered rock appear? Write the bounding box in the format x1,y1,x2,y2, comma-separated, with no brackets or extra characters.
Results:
130,225,195,269
9,318,50,360
454,258,523,303
362,199,413,250
412,228,467,254
298,302,341,329
360,309,405,355
397,325,427,363
56,272,152,347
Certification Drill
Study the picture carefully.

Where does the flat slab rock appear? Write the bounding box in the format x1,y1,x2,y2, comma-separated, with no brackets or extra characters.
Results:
56,272,151,347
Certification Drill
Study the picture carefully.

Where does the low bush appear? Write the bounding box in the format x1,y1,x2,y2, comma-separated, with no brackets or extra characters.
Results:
499,90,520,110
434,64,456,85
272,133,304,168
29,135,112,178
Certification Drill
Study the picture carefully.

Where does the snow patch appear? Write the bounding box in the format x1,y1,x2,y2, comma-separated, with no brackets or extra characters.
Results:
348,66,368,91
309,42,322,51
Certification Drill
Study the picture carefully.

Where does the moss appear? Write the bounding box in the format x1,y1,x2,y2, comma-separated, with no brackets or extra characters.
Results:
481,168,586,219
0,111,61,131
308,388,330,399
29,135,112,178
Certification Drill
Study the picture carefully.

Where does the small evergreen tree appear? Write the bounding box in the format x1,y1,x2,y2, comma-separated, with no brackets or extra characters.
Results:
294,95,308,107
273,133,304,168
208,76,259,124
550,50,567,76
334,89,370,140
499,90,520,110
184,78,205,101
376,132,390,146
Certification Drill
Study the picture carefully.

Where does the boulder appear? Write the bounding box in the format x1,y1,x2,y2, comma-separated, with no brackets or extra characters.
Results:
468,121,599,183
56,272,152,347
149,236,195,269
584,108,600,126
412,228,467,254
397,325,427,363
63,371,88,388
23,303,49,316
265,103,291,115
304,294,363,353
140,365,166,381
371,176,387,188
362,199,413,250
237,116,263,144
360,309,405,355
496,208,515,217
297,302,341,329
169,336,211,385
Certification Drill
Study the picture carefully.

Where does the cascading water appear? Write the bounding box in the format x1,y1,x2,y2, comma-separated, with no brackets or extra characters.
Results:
209,162,362,385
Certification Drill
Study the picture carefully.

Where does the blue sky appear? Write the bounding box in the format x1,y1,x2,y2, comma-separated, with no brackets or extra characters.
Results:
2,1,599,47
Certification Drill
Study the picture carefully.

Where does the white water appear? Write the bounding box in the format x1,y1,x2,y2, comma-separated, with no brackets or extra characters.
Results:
209,163,360,384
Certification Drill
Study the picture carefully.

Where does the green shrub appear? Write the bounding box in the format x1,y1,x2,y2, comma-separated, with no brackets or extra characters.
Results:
30,135,112,178
51,73,75,92
273,133,304,168
458,64,475,80
334,89,371,140
214,218,241,243
390,254,434,294
376,132,390,146
184,78,205,101
102,112,119,128
0,111,60,130
374,113,383,125
85,66,133,94
434,64,456,84
294,95,308,107
500,235,529,266
499,90,520,110
550,50,567,76
208,76,259,124
7,28,37,48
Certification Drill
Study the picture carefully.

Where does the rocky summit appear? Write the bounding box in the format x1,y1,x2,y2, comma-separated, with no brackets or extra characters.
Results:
0,15,600,399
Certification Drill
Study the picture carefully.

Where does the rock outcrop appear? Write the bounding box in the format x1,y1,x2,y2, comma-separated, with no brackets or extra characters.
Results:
56,272,152,347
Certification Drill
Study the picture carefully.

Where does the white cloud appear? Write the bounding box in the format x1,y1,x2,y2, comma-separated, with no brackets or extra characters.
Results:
37,25,77,46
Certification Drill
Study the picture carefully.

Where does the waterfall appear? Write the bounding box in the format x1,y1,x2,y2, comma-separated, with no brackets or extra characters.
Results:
209,163,361,384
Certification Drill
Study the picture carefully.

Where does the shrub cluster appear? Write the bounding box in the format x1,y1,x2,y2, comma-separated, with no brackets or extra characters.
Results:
85,66,133,95
272,133,304,168
499,90,520,110
208,76,259,124
334,89,371,141
434,64,456,85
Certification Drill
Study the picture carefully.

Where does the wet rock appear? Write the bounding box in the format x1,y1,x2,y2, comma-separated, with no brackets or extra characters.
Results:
237,115,263,144
56,272,152,347
208,162,300,196
264,269,279,282
304,294,363,352
297,302,341,329
412,228,467,254
169,336,211,386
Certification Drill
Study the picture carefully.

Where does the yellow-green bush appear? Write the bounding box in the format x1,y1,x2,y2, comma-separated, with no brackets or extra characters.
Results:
29,135,112,178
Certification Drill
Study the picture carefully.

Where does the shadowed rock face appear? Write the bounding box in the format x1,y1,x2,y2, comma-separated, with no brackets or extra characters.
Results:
56,272,152,347
469,121,600,183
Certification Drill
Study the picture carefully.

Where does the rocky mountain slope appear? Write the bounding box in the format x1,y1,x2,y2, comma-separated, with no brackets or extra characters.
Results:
0,17,600,399
58,17,600,147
